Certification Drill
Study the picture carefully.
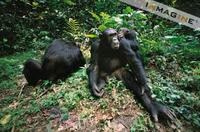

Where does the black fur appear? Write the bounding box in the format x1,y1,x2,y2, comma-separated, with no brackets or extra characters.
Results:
23,39,85,85
23,59,42,85
87,28,176,122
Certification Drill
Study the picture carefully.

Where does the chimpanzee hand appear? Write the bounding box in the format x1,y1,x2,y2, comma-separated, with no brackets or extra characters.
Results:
149,102,176,122
141,91,176,122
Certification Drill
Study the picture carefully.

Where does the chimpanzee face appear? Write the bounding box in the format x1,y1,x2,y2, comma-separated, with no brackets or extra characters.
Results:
101,28,120,49
118,28,129,38
118,28,137,40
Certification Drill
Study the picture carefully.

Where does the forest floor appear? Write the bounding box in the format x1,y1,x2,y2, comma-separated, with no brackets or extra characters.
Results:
0,47,199,131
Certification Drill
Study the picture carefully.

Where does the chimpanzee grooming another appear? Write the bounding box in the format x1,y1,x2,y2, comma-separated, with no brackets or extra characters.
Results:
118,28,139,51
118,28,147,94
118,28,145,67
23,39,85,85
87,28,175,122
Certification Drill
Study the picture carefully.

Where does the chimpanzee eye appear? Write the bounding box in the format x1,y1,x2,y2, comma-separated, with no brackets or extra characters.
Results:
110,33,117,36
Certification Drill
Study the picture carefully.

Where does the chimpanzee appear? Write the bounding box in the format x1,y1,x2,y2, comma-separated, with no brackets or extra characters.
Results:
23,59,42,86
118,28,147,94
118,28,139,51
87,28,175,122
41,39,85,81
118,28,145,67
87,28,145,96
23,39,85,85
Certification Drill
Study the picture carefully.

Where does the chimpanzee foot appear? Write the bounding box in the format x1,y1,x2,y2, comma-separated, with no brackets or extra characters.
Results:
91,85,104,97
149,102,176,122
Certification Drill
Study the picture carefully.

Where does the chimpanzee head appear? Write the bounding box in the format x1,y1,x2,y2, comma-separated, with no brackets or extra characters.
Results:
118,28,137,40
23,59,42,86
100,28,120,49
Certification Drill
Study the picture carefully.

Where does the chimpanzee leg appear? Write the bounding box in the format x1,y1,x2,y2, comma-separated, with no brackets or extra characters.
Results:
87,64,106,97
113,68,176,122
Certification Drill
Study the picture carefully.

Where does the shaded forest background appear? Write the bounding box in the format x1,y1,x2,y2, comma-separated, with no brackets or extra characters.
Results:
0,0,200,56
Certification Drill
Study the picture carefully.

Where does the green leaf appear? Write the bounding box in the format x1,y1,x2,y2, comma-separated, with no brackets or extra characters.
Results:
123,6,134,14
63,0,75,6
98,25,107,32
100,12,110,21
89,11,100,22
67,18,80,34
85,34,98,38
0,114,11,125
113,17,123,24
32,2,39,8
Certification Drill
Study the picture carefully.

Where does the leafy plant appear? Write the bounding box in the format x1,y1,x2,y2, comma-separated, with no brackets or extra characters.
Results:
64,18,87,43
131,114,153,132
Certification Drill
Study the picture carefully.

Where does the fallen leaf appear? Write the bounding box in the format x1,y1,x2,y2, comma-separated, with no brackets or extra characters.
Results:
0,114,11,125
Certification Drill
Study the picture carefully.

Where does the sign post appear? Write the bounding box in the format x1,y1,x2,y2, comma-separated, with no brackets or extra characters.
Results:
120,0,200,30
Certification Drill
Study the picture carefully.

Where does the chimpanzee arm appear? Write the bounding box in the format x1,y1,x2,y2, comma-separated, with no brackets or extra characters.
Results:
127,50,147,86
113,68,176,122
130,40,145,67
87,40,106,97
120,38,147,94
90,40,100,64
135,50,145,68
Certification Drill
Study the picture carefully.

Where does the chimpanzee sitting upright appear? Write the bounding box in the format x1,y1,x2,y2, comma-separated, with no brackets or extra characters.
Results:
23,39,85,85
87,28,175,122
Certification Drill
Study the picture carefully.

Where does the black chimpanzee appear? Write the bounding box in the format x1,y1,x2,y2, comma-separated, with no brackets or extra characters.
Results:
42,39,85,81
23,59,42,86
87,28,175,122
23,39,85,85
118,28,147,94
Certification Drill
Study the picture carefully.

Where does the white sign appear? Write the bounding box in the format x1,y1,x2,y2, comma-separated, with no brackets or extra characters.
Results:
120,0,200,30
